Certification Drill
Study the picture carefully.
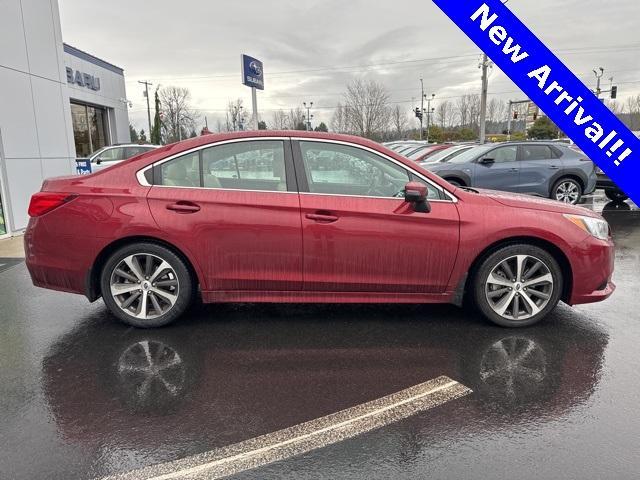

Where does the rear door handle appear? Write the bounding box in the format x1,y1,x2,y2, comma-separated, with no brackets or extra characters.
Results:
549,165,560,170
510,168,518,172
306,213,339,223
166,201,201,213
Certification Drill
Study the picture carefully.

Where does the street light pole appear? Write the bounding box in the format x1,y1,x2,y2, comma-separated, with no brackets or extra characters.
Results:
420,78,425,140
303,102,314,131
426,94,435,143
138,80,153,137
479,54,490,144
593,67,604,99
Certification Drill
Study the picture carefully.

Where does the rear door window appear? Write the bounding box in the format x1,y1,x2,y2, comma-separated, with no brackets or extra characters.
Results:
521,145,553,161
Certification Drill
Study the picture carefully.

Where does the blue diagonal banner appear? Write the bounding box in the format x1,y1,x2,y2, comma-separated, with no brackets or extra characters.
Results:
432,0,639,205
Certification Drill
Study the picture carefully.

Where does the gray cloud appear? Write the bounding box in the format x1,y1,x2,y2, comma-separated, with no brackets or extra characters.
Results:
58,0,640,131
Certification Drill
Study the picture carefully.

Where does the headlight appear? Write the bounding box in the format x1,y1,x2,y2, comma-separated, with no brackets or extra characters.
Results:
563,214,610,240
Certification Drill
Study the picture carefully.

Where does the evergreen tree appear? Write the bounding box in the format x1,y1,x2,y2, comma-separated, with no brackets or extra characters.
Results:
314,122,329,132
129,124,139,142
139,129,148,142
150,89,162,145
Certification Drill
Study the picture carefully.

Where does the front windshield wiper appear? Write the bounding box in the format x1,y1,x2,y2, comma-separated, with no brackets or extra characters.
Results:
458,186,479,193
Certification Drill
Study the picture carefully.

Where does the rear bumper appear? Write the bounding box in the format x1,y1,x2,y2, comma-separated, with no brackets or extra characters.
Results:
568,236,616,305
24,218,93,296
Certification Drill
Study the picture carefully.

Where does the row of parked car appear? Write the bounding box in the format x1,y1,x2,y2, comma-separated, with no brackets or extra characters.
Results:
384,140,629,205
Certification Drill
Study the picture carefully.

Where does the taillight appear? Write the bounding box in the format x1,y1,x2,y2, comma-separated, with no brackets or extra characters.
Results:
28,192,77,217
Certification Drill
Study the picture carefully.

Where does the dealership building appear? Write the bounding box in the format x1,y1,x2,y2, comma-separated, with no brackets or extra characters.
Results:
0,0,130,237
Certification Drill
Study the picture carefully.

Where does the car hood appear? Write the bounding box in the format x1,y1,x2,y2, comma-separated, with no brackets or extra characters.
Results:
473,188,601,217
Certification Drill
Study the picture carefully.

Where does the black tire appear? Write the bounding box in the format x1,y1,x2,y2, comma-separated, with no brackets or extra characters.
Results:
100,242,194,328
472,244,563,328
605,189,628,202
551,178,582,204
445,178,464,187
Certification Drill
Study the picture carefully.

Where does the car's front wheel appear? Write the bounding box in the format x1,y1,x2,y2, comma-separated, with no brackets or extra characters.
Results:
100,243,194,328
472,244,563,327
605,189,628,202
551,178,582,204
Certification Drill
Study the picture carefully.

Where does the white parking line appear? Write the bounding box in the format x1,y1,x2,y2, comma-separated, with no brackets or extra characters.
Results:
99,375,471,480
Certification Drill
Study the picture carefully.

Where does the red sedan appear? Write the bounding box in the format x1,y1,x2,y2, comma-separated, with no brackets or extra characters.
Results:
25,131,615,328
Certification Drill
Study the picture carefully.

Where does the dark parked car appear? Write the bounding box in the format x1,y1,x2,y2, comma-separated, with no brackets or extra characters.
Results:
427,142,596,204
596,166,629,202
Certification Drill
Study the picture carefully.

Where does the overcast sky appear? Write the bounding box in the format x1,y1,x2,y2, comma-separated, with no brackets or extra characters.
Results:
58,0,640,133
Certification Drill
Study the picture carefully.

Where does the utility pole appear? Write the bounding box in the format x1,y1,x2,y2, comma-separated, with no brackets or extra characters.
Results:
303,101,314,131
425,93,436,143
138,80,153,137
419,78,425,140
479,54,490,144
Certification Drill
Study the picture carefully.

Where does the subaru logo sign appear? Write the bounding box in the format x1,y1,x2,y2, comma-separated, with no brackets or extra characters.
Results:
241,54,264,90
249,61,262,76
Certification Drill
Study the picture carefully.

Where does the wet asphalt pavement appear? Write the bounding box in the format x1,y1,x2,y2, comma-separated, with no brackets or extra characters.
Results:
1,196,639,480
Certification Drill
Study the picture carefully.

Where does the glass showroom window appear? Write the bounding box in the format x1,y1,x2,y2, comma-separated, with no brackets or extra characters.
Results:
71,103,109,158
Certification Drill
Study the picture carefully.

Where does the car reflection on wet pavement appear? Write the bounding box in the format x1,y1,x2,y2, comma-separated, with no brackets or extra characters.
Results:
0,197,638,480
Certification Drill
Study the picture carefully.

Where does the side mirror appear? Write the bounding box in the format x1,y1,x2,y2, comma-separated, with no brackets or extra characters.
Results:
404,181,431,213
95,158,102,165
479,157,495,165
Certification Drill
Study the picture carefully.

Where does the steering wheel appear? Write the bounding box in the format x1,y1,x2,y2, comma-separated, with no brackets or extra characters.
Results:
365,169,393,197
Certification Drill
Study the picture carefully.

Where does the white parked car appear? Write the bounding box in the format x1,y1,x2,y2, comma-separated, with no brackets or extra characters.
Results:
87,144,158,172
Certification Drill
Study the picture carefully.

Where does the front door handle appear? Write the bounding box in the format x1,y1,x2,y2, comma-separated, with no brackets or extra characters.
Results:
306,213,339,223
166,201,201,213
549,165,560,170
510,168,518,172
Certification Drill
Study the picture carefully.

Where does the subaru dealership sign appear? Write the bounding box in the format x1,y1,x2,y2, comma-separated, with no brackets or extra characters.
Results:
241,54,264,90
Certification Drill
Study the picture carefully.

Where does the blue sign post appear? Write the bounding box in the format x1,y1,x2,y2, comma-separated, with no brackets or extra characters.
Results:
75,158,91,175
241,55,264,130
432,0,640,204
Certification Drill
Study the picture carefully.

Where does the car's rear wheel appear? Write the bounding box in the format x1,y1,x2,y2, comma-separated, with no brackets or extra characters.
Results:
472,244,563,327
605,189,628,202
100,243,194,328
551,178,582,204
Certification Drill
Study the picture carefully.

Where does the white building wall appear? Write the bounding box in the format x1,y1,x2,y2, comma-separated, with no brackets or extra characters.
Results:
0,0,129,234
0,0,75,233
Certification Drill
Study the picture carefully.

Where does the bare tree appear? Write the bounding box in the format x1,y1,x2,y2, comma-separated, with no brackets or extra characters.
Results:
391,105,408,139
343,78,391,139
468,93,481,132
159,86,199,143
436,100,455,129
226,98,245,131
287,107,306,130
271,110,289,130
331,102,348,133
456,95,470,129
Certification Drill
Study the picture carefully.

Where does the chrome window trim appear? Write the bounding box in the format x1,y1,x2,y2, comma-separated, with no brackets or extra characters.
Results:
136,136,458,203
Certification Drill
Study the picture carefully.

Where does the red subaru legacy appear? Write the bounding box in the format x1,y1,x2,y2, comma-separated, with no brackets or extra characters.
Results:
25,131,615,328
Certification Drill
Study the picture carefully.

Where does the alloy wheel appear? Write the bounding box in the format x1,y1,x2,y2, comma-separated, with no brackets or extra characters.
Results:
110,253,180,320
555,181,580,204
485,255,554,321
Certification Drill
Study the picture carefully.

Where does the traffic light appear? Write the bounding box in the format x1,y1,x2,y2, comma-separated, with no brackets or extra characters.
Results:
513,111,518,120
414,107,423,120
533,113,538,121
611,86,618,99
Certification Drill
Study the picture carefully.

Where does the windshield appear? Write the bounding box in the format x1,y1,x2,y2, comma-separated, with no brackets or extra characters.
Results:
446,145,494,164
422,146,471,163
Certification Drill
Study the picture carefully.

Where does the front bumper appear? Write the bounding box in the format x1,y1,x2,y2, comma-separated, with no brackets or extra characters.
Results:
568,235,616,305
